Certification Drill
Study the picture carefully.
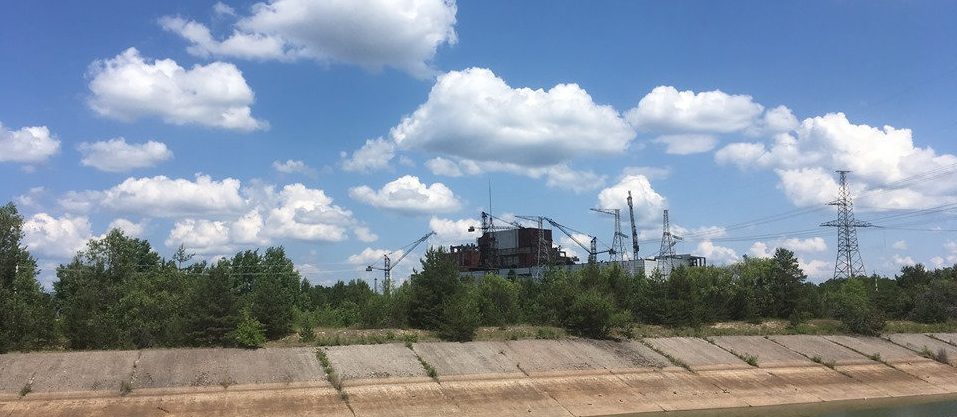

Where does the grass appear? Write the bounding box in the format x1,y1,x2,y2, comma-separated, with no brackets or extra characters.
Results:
219,376,235,389
19,383,31,397
316,349,344,394
867,353,882,363
473,325,567,342
640,339,690,371
885,320,957,334
742,354,759,367
920,346,950,364
403,338,439,380
627,319,845,339
809,355,835,369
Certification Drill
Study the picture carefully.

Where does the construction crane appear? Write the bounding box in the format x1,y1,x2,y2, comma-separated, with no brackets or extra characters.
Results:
467,211,522,270
627,191,640,261
544,217,614,264
515,215,551,278
366,231,436,296
590,208,628,262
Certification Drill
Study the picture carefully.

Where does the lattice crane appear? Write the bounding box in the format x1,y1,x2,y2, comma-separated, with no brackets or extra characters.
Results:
366,231,435,295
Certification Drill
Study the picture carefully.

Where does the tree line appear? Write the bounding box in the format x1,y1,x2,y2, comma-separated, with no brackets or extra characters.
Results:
1,201,956,352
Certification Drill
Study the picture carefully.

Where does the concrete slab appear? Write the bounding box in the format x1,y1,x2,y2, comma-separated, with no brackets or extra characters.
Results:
932,333,957,346
711,336,814,368
644,337,749,371
133,348,228,390
836,363,947,397
616,368,748,411
225,348,327,387
886,333,957,366
594,340,671,369
890,361,957,391
530,373,660,416
413,341,522,378
770,335,873,366
696,368,820,407
29,350,139,393
344,381,462,417
0,353,41,396
322,343,425,382
503,339,635,375
439,378,572,417
0,386,353,417
824,335,927,363
763,366,882,402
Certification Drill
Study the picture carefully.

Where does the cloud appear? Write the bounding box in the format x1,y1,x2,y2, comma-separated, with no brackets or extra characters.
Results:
0,123,60,164
716,112,957,209
429,216,477,245
391,67,635,167
87,48,266,131
425,157,463,177
78,138,173,172
621,166,671,180
166,183,355,254
16,187,45,210
107,218,146,237
653,134,718,155
626,86,794,134
340,137,395,172
800,258,831,281
23,213,93,258
597,174,667,224
892,240,908,250
160,0,457,77
558,232,592,262
349,175,461,215
213,2,236,16
696,240,739,265
272,159,317,177
749,237,827,257
354,226,379,243
892,254,916,266
92,174,246,217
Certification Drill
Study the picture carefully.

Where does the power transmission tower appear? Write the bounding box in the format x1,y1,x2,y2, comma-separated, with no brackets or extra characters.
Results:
821,170,873,280
657,209,679,276
591,208,626,262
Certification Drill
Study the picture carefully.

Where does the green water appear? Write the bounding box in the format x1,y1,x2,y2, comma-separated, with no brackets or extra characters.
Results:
614,394,957,417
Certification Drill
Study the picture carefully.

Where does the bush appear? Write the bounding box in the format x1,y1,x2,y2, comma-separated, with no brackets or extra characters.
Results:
234,310,266,348
564,289,616,339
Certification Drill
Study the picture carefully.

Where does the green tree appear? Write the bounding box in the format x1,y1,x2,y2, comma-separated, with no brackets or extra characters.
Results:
476,274,520,326
0,203,56,352
184,262,240,346
408,247,462,330
831,278,885,336
768,248,807,318
437,288,481,341
564,289,616,338
250,247,300,339
234,309,266,348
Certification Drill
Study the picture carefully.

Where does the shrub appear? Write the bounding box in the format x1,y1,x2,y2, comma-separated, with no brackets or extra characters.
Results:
234,310,266,348
564,289,616,339
437,290,480,342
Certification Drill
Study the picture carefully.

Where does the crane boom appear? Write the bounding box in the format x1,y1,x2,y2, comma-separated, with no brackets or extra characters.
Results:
544,217,613,264
627,191,639,261
366,231,435,295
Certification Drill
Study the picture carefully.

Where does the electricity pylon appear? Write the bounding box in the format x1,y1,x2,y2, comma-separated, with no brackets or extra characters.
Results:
821,170,872,279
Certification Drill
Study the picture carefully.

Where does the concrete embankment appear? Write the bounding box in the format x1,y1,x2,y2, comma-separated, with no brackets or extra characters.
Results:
1,333,957,416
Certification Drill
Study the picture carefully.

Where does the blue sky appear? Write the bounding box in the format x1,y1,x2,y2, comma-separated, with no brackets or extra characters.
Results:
3,0,957,286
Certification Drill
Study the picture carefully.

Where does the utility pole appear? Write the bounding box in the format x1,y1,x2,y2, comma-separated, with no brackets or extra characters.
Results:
821,170,872,280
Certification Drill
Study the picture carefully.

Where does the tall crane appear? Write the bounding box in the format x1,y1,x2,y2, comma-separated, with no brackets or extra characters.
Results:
590,208,628,262
627,191,640,261
544,217,614,264
467,211,521,270
366,231,436,295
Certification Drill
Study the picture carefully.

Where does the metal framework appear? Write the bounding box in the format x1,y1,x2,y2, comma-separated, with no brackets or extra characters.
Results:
367,231,435,295
591,208,628,262
657,209,681,276
627,191,640,261
821,170,872,279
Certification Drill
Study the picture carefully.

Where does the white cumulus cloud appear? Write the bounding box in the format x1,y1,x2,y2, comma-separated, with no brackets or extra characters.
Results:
716,112,957,209
95,174,246,217
653,134,718,155
696,240,739,265
107,218,146,238
78,138,173,172
88,48,267,131
429,216,478,245
0,123,60,164
340,137,395,173
161,0,457,77
23,213,93,259
597,174,667,224
391,67,635,167
626,86,793,134
349,175,461,215
272,159,317,177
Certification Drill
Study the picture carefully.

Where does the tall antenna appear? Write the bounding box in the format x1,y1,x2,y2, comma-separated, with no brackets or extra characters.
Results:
821,170,872,280
657,209,679,276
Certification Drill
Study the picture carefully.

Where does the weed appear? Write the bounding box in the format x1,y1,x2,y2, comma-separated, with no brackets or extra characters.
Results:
316,349,344,391
811,355,823,364
824,360,836,369
219,376,235,389
536,328,559,340
120,380,133,396
867,353,882,362
405,340,413,349
743,354,759,367
19,383,31,397
921,347,950,364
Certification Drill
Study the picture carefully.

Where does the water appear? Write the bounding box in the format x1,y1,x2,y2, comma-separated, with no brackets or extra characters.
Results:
608,394,957,417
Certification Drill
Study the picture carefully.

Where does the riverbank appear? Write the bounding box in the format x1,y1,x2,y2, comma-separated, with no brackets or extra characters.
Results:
1,333,956,416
